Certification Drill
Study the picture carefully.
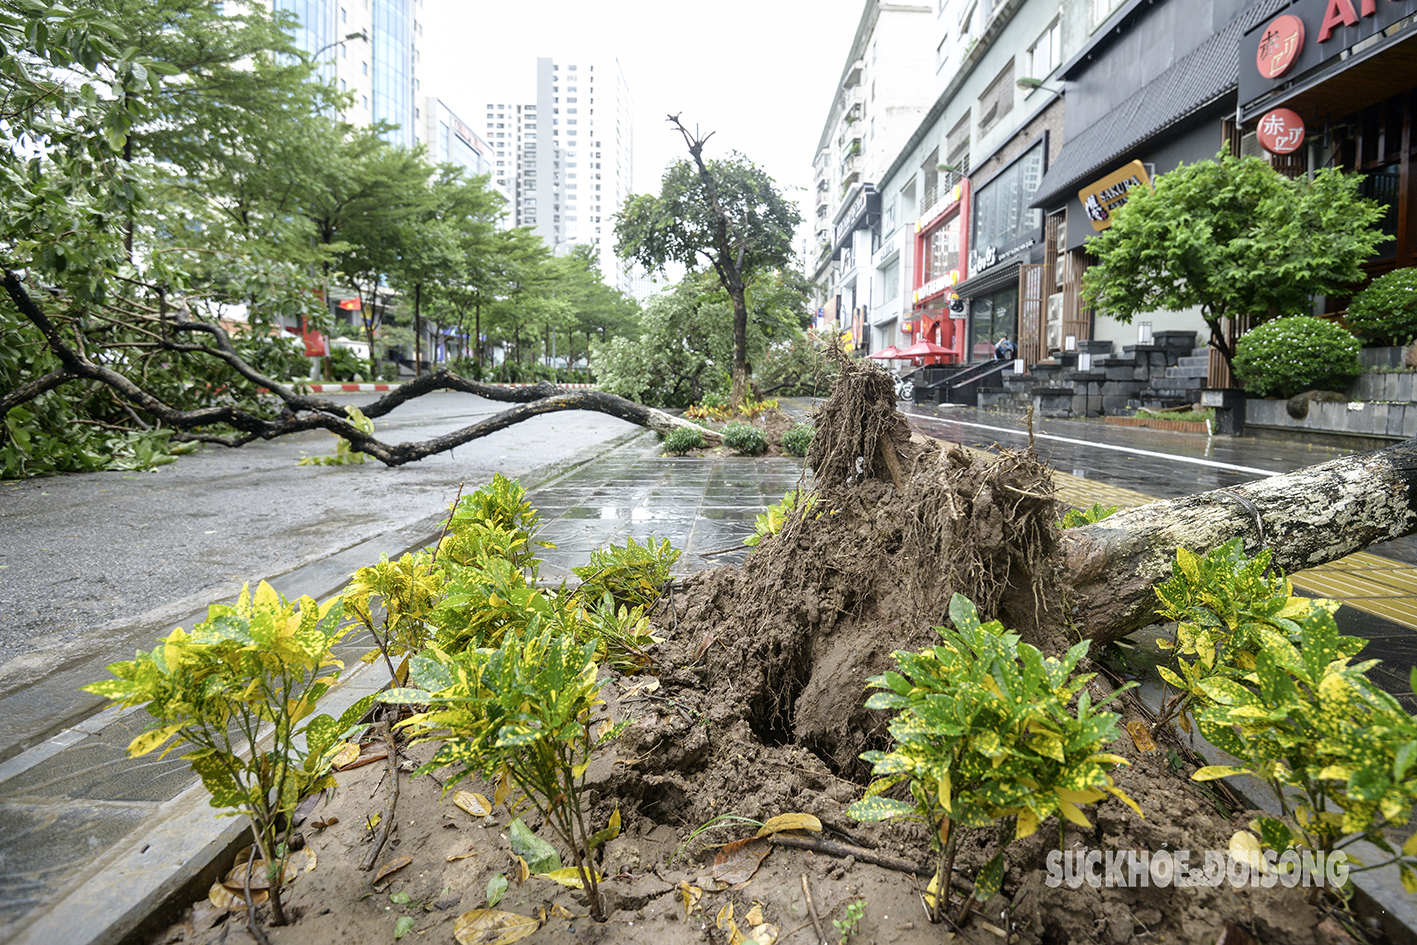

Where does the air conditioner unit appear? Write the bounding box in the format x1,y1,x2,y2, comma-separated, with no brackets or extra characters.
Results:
1046,292,1064,352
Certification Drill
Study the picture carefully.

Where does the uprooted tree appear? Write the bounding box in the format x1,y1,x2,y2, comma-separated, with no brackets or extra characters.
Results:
663,349,1417,782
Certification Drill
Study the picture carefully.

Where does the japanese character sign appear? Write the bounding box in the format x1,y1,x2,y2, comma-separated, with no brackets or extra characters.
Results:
1256,14,1305,79
1256,108,1306,155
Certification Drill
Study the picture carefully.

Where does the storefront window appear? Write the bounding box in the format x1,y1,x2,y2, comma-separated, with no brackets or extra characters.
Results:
972,140,1044,254
969,285,1018,360
926,215,961,282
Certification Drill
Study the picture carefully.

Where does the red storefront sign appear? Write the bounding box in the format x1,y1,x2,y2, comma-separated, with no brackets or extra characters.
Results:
1256,14,1305,78
1256,108,1306,154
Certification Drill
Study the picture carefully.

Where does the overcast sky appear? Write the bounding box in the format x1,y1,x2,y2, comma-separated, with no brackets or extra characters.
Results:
423,0,866,207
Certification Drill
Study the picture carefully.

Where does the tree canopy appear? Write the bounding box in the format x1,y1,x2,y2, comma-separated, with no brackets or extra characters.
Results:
615,116,799,405
0,0,643,477
593,269,810,408
1080,152,1386,368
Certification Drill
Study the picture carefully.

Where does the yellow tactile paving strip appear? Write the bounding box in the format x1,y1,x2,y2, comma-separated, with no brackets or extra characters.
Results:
947,440,1417,632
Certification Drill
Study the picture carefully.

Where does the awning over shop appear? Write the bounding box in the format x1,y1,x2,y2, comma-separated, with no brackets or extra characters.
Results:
953,259,1021,299
1029,0,1286,210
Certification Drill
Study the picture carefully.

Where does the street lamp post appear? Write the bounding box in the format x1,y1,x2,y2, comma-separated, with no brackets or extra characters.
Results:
313,30,368,60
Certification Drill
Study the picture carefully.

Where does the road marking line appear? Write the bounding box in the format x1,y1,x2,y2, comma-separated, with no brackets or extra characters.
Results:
910,414,1282,477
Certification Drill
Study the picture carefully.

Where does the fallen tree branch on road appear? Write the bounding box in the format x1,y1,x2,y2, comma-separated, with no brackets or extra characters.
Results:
2,270,718,467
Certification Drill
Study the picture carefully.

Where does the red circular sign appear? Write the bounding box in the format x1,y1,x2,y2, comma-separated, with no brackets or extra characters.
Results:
1256,14,1305,79
1256,108,1306,155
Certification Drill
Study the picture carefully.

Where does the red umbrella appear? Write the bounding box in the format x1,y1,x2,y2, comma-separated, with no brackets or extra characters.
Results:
898,340,951,357
866,345,902,359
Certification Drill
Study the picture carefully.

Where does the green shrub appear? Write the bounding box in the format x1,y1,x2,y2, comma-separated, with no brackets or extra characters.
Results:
662,426,705,455
1233,316,1362,398
84,584,373,928
849,594,1136,923
327,346,365,381
782,423,814,457
572,535,681,609
380,628,626,920
721,420,769,456
1346,268,1417,347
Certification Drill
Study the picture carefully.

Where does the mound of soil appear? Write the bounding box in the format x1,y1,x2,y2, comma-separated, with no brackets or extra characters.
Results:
144,355,1362,945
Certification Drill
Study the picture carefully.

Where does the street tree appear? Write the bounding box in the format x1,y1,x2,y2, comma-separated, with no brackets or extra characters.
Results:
593,268,805,407
1081,152,1386,370
615,115,799,405
0,3,717,477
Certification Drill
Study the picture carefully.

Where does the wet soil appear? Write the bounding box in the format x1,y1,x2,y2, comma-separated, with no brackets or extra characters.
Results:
145,356,1366,945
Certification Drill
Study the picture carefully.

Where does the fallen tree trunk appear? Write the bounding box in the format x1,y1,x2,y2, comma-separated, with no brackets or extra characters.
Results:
1062,436,1417,645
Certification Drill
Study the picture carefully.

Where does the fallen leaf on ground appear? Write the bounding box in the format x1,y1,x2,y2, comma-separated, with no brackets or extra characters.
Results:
748,922,780,945
311,815,339,829
453,908,540,945
222,858,275,891
454,791,493,817
550,904,581,919
509,819,560,873
1127,720,1158,753
745,903,765,925
486,873,508,908
342,745,389,770
446,847,479,862
373,855,413,884
329,742,361,770
207,881,238,911
716,901,745,945
535,867,603,889
394,915,415,939
712,837,771,886
678,881,702,922
755,813,822,837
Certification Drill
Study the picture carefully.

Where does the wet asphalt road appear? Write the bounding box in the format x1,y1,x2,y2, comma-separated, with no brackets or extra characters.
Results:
0,391,641,759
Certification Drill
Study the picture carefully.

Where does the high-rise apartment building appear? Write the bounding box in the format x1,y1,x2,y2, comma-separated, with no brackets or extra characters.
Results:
272,0,425,149
424,98,512,215
485,57,634,294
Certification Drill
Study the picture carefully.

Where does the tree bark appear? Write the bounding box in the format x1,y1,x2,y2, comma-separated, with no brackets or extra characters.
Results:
1062,436,1417,646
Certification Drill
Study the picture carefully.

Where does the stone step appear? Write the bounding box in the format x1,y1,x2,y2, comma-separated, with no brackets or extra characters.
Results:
1176,354,1209,369
1165,364,1209,379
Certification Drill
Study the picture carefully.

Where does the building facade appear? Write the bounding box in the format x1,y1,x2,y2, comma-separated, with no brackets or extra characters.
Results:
866,0,1083,366
485,57,635,294
809,1,936,350
424,97,512,215
272,0,427,149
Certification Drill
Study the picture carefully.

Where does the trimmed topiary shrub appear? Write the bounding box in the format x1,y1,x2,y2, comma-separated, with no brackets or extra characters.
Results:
721,421,769,456
782,423,814,458
1232,316,1362,399
661,426,705,455
1345,268,1417,347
